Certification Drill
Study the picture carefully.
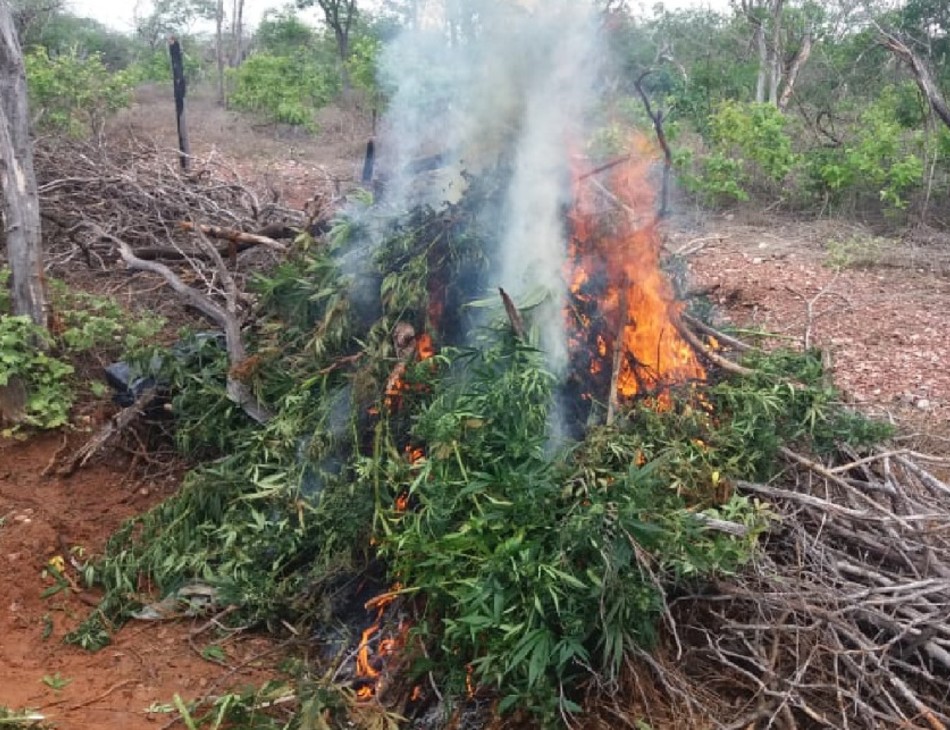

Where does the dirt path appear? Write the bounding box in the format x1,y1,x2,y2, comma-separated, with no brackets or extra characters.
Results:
0,433,280,729
110,83,373,209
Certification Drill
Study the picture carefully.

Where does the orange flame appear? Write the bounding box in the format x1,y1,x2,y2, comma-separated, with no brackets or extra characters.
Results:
416,333,435,360
567,135,704,406
385,333,438,411
354,585,408,700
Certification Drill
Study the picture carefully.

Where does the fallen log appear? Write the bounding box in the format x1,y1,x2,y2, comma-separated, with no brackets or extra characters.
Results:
178,221,288,252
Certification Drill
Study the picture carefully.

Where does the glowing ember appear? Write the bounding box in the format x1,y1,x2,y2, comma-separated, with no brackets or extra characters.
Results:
567,135,705,407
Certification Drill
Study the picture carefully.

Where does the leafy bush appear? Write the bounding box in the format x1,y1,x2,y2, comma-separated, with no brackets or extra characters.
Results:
126,45,203,84
803,88,924,211
674,101,796,205
0,268,164,433
710,100,799,182
0,316,74,431
24,47,135,137
347,34,383,97
228,51,339,127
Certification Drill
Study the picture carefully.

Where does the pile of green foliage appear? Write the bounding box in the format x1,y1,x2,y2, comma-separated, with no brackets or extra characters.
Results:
0,269,163,432
67,176,890,724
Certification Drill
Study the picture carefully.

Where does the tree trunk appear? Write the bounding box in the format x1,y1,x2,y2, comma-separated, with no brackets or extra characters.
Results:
881,33,950,132
231,0,244,67
0,2,46,328
778,30,812,112
168,37,190,170
215,0,225,104
767,0,784,105
337,27,350,93
753,19,767,103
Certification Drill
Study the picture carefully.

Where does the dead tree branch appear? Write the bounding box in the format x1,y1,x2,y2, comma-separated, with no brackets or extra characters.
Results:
879,30,950,131
90,223,272,424
634,70,672,218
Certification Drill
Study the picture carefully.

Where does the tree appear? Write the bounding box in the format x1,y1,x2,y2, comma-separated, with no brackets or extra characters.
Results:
879,29,950,131
230,0,244,66
297,0,357,92
733,0,815,109
7,0,62,42
215,0,224,102
0,0,46,328
135,0,215,50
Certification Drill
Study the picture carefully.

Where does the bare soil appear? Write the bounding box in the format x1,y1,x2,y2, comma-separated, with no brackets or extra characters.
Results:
678,214,950,455
3,82,949,725
0,433,278,729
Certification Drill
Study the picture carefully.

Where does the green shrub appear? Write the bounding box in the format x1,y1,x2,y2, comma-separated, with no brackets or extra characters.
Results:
710,100,798,182
347,34,382,96
0,316,74,431
25,47,135,137
126,45,202,84
803,87,924,211
675,101,796,205
0,268,165,433
227,52,339,127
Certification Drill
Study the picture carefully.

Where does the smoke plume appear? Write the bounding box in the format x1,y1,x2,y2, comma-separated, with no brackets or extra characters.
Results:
376,0,603,374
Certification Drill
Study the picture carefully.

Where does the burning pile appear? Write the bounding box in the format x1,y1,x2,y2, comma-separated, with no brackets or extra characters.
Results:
70,2,950,728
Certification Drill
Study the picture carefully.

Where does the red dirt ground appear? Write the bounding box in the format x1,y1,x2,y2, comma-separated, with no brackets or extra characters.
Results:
0,433,280,729
679,216,950,456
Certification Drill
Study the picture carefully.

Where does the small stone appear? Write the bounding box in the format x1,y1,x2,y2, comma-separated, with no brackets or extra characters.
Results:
752,257,763,264
13,514,28,523
916,399,931,410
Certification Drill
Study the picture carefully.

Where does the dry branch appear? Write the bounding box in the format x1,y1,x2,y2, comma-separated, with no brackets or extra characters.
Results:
59,387,157,477
651,441,950,729
681,312,754,352
90,223,272,424
498,287,525,340
676,320,754,377
178,221,288,253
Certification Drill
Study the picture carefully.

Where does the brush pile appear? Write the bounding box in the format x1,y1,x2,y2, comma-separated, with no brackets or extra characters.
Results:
47,136,950,729
34,136,312,274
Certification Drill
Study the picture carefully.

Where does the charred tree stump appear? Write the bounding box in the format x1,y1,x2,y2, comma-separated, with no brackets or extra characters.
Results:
168,36,190,171
362,139,375,185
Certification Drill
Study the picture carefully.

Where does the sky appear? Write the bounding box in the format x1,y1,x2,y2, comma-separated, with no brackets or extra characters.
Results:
65,0,320,33
66,0,732,34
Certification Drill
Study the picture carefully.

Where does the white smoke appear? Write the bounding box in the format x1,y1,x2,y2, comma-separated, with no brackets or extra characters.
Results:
376,0,603,374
